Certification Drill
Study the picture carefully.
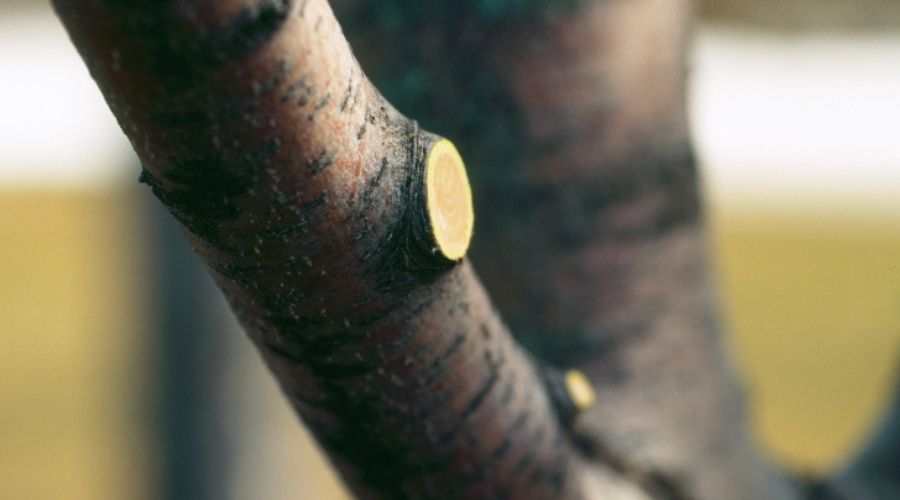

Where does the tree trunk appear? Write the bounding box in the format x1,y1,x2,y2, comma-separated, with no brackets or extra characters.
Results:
333,1,792,498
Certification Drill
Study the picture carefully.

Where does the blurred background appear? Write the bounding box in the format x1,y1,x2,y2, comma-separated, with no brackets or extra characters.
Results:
1,1,898,498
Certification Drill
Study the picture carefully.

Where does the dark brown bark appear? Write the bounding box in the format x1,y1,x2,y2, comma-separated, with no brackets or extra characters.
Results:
333,2,900,498
332,1,794,498
51,0,900,498
51,0,612,498
486,6,794,499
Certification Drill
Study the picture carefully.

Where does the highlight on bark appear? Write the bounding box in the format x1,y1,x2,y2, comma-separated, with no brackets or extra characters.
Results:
424,139,474,261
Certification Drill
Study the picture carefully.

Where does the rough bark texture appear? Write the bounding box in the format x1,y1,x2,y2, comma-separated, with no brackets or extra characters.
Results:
51,0,900,498
51,0,618,498
332,1,795,499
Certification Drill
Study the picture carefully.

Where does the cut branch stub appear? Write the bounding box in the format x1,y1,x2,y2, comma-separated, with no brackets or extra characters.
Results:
50,0,601,497
424,139,474,261
565,369,597,412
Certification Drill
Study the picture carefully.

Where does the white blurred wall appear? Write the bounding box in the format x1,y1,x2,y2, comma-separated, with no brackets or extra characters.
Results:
691,28,900,223
3,6,898,217
0,5,135,189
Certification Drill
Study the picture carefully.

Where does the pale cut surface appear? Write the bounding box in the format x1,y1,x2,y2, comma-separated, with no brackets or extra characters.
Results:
566,369,598,411
425,139,474,261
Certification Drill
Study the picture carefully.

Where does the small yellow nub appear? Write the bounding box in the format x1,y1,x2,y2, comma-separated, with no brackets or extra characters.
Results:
425,139,474,261
564,370,597,411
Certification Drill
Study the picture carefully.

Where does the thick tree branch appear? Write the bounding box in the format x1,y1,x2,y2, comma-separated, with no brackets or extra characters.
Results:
332,1,795,498
52,0,897,498
51,0,623,497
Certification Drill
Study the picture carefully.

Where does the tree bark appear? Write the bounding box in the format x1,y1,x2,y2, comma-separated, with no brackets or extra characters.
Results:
332,1,794,498
50,0,638,498
51,0,900,498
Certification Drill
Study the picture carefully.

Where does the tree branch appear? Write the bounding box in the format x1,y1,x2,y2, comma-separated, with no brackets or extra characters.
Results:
53,0,898,498
332,1,795,498
51,0,618,497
